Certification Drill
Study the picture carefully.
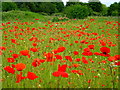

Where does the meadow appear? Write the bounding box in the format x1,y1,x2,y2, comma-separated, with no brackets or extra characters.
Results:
1,11,120,88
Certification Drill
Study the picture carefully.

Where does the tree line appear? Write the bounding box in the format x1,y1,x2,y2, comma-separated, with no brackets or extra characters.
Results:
2,0,120,18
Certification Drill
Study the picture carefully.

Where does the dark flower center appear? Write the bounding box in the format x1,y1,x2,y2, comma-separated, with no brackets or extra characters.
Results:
103,52,107,54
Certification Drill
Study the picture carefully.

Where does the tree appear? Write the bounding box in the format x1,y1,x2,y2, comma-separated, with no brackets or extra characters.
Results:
88,1,102,12
107,2,119,16
66,0,80,7
2,2,18,11
64,5,90,19
52,2,64,12
38,2,57,15
101,4,108,16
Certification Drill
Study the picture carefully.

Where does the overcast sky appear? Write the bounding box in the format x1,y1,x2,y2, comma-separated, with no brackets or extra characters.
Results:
62,0,120,7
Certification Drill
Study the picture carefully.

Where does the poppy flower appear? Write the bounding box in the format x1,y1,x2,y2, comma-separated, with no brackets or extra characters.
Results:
32,43,37,47
54,55,62,60
30,48,38,52
65,56,72,62
82,57,88,64
44,52,56,62
12,54,19,59
20,50,29,56
71,70,79,74
82,51,93,56
94,52,100,55
100,47,110,57
0,51,2,55
11,39,16,44
75,58,81,62
4,66,15,74
32,58,44,67
0,46,6,50
52,64,68,78
15,63,26,71
114,55,120,60
88,45,94,49
20,50,30,58
73,51,79,55
115,62,120,66
7,58,15,63
108,56,116,62
16,72,27,83
57,46,66,53
27,72,38,80
74,41,78,43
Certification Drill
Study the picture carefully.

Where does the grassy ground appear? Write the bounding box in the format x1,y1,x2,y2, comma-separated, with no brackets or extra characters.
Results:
1,11,120,88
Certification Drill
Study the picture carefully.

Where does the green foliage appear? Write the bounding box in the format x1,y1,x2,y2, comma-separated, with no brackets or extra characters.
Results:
38,2,57,15
101,4,108,16
88,2,103,12
52,2,64,12
64,5,90,19
107,2,119,16
2,10,49,21
2,2,18,11
111,10,119,16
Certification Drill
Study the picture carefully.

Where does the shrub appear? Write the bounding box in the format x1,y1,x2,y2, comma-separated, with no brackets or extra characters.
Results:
64,5,90,19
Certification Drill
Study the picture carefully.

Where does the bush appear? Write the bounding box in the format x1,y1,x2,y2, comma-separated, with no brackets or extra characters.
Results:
64,5,90,19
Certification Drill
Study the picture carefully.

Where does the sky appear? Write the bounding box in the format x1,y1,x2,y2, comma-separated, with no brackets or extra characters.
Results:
62,0,120,7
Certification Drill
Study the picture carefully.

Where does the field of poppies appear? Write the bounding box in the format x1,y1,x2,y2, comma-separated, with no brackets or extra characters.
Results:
1,16,120,88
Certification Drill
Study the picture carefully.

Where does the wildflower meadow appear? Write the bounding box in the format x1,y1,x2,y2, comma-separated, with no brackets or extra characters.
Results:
1,16,120,88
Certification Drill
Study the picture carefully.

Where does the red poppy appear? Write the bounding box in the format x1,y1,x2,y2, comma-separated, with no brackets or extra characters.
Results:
27,72,38,80
20,50,30,58
44,52,56,62
4,66,15,74
11,39,16,44
71,70,79,74
75,58,81,62
88,45,94,49
94,52,100,55
114,55,120,60
32,58,44,67
115,61,120,66
82,57,88,64
108,56,116,62
57,46,66,53
73,51,79,55
82,51,93,56
65,56,72,62
0,46,6,50
54,55,62,60
15,63,26,71
52,64,68,78
0,51,2,55
74,41,78,43
100,47,110,57
7,58,15,63
16,72,27,83
99,40,106,46
32,43,37,47
12,54,19,59
30,48,38,52
20,50,29,56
